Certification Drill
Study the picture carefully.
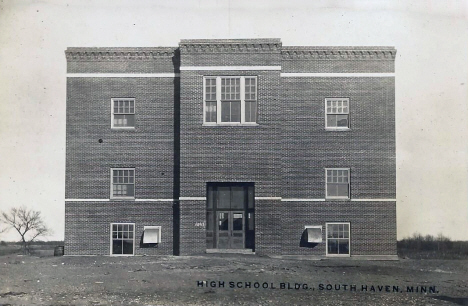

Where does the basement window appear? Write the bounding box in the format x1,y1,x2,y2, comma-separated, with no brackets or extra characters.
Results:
326,223,350,256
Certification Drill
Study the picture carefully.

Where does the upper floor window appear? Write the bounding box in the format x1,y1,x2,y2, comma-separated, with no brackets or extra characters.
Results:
325,98,349,129
326,168,350,199
204,76,257,125
112,98,135,129
111,168,135,199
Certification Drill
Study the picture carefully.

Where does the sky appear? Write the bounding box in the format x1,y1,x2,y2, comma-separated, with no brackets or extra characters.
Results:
0,0,467,241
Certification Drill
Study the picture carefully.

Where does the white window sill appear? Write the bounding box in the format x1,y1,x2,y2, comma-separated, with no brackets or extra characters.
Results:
326,254,351,257
325,197,351,201
325,128,351,131
202,123,259,127
110,197,135,201
111,127,136,130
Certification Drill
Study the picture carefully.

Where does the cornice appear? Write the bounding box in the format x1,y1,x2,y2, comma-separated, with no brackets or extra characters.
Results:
179,39,282,53
282,47,396,60
65,47,178,61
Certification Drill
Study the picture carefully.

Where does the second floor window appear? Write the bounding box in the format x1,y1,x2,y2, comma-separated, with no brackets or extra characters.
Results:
112,98,135,128
204,76,257,125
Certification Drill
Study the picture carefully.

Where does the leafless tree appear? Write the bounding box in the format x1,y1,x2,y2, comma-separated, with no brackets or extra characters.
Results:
0,206,51,254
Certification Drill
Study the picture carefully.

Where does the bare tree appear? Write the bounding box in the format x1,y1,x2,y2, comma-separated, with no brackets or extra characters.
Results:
0,206,51,254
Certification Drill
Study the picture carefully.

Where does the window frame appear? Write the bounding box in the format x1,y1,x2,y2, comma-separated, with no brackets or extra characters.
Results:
325,98,350,130
110,168,136,200
325,222,351,257
110,223,135,256
111,98,136,129
325,168,351,200
203,76,258,126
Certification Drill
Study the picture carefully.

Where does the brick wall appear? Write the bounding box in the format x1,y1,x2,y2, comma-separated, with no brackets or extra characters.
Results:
65,51,178,255
65,201,173,255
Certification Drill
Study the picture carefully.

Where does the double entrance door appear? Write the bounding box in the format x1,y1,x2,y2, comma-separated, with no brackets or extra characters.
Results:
206,183,255,250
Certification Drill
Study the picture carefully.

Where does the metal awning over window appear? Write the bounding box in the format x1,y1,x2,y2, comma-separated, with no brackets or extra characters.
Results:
143,226,161,244
305,226,322,243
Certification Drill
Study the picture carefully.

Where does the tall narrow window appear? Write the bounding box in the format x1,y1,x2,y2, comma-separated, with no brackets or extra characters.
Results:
204,76,257,125
205,78,217,123
325,98,349,129
326,223,350,256
244,77,257,123
326,168,350,199
112,98,135,128
111,168,135,199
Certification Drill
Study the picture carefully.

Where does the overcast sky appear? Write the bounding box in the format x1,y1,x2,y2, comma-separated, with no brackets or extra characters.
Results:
0,0,467,241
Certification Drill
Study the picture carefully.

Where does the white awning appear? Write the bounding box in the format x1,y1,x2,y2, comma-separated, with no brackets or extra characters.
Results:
305,226,322,243
143,226,161,244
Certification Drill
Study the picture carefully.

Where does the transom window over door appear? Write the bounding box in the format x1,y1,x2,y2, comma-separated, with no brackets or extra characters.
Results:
204,76,257,125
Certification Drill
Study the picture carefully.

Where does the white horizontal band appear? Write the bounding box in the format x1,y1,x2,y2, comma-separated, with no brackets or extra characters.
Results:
282,198,325,202
66,198,176,202
65,199,110,202
350,199,396,202
180,66,281,71
255,197,282,200
280,73,394,77
134,199,175,202
67,73,180,78
179,197,206,201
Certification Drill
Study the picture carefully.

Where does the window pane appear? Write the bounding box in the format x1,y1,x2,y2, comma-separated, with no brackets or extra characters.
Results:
247,185,254,209
218,212,229,230
245,101,257,123
221,101,231,122
328,239,338,254
337,184,349,197
230,101,241,122
126,184,135,197
218,187,230,209
336,115,348,127
122,240,133,254
327,115,337,127
112,240,122,254
231,187,244,209
207,186,213,209
327,184,337,197
233,213,243,231
205,102,217,123
338,240,350,254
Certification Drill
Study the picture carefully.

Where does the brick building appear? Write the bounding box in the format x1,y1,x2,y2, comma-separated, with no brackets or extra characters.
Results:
65,38,396,258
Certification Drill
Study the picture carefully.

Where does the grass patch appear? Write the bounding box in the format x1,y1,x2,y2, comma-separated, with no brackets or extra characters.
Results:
398,234,468,259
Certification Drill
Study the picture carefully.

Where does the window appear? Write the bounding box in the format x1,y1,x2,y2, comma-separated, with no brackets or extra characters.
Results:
326,168,350,199
111,223,135,255
326,223,350,256
204,76,257,124
111,168,135,199
325,98,349,129
112,98,135,128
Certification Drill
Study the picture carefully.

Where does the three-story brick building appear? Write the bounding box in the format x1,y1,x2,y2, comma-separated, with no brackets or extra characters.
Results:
65,38,396,258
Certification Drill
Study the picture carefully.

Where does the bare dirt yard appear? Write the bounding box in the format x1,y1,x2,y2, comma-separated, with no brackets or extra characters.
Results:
1,254,467,305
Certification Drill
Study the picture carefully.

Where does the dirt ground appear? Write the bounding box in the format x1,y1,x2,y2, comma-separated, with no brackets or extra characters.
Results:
0,254,467,306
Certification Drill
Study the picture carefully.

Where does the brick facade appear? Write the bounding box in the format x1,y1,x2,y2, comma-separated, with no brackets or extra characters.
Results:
65,39,396,257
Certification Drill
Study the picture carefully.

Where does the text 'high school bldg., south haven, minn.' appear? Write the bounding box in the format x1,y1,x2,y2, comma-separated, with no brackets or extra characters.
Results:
65,39,396,258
